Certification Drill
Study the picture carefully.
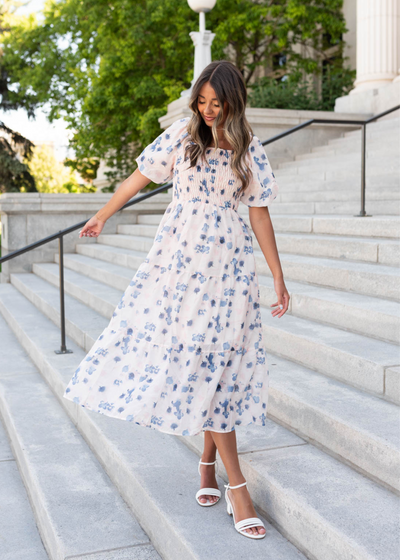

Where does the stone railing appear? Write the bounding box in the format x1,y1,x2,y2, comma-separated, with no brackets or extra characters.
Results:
0,191,172,282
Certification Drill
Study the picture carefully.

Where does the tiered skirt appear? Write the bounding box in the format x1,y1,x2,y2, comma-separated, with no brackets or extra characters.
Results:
63,199,269,436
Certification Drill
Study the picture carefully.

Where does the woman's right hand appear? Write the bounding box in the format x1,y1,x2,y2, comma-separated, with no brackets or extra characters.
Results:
79,215,106,238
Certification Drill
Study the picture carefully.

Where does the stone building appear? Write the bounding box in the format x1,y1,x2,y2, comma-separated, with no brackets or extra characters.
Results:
337,0,400,113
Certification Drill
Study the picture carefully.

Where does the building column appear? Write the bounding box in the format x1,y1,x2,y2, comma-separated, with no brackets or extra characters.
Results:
351,0,400,94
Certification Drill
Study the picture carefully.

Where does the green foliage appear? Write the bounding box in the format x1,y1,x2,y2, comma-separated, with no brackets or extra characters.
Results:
0,1,38,116
0,121,36,192
2,0,352,190
24,144,95,193
64,157,100,185
249,79,319,111
0,2,37,192
319,66,356,110
249,67,355,111
2,0,198,189
247,0,356,112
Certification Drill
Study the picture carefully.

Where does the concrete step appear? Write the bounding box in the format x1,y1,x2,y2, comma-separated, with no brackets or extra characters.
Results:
267,200,400,216
343,118,400,136
25,250,400,351
255,250,400,300
118,223,160,239
275,173,400,189
326,137,398,152
311,140,398,158
258,275,400,345
0,284,309,560
118,223,400,265
260,306,400,398
1,285,399,560
267,354,400,492
279,152,398,170
299,145,398,160
328,134,399,150
95,230,400,267
77,240,400,301
0,320,50,560
43,242,400,364
311,138,398,153
8,274,399,493
137,214,166,225
32,262,123,319
124,214,400,239
97,233,151,253
56,251,134,292
295,215,400,238
183,434,400,560
277,161,399,177
0,315,156,560
276,188,400,204
275,160,399,176
77,241,147,270
10,271,109,352
49,251,400,345
273,232,399,265
0,428,50,560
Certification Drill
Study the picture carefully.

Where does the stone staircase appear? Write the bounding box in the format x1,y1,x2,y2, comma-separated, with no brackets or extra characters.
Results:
270,117,400,215
1,117,400,560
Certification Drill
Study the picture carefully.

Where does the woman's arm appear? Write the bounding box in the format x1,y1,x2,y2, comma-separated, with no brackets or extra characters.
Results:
79,168,151,238
249,206,290,318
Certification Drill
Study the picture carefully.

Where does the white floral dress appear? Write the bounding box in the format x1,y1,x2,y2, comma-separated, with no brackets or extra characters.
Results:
63,117,279,436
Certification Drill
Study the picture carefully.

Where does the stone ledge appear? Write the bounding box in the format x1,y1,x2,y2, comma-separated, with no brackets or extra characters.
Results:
0,192,172,282
0,192,172,214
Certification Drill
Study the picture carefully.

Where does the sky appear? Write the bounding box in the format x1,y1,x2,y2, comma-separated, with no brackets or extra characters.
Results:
0,0,72,161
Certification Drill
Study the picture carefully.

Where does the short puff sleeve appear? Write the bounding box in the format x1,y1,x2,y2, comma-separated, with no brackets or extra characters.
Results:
135,117,189,184
240,135,279,207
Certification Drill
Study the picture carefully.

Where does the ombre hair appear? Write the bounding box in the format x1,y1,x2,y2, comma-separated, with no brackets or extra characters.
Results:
184,60,254,195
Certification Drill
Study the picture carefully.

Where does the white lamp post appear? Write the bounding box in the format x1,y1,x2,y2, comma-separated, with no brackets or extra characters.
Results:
181,0,217,97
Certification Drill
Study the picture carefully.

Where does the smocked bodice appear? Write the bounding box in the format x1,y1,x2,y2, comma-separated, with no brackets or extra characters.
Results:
172,148,243,211
136,116,279,211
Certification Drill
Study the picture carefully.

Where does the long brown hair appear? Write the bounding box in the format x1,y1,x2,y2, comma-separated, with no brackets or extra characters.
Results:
184,60,254,195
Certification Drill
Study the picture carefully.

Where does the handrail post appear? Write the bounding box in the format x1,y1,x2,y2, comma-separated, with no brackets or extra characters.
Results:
355,123,371,217
55,234,73,354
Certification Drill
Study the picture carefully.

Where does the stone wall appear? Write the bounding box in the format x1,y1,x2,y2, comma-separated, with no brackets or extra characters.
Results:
0,191,172,282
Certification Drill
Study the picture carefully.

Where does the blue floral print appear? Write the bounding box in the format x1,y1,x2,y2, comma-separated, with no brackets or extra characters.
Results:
63,116,279,436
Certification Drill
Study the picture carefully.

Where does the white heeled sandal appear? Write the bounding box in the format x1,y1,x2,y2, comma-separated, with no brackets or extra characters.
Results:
224,481,266,539
195,459,222,507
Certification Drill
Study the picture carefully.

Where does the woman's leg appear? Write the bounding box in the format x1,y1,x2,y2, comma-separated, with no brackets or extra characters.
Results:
210,430,265,536
198,431,220,504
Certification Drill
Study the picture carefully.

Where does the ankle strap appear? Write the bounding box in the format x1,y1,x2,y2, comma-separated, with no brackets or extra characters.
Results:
198,459,219,476
225,481,247,490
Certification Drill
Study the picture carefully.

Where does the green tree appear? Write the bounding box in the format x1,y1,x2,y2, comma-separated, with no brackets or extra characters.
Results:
3,0,350,190
24,143,95,193
0,1,37,192
0,120,36,192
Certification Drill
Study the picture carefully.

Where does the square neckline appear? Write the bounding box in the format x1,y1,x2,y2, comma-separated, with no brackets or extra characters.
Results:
207,146,234,153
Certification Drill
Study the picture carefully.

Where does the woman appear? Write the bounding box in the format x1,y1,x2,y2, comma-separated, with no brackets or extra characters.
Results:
63,60,290,540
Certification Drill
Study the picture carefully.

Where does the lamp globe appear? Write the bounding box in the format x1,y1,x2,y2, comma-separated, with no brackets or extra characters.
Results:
187,0,216,13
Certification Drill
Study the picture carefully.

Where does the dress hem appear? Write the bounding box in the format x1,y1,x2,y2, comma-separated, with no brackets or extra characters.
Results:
63,392,266,437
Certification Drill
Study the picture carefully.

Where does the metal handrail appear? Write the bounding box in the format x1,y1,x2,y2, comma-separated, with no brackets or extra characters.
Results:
0,182,173,354
261,104,399,218
1,104,398,353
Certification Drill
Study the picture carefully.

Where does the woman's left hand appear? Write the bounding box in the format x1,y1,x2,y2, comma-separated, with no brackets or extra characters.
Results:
271,276,290,318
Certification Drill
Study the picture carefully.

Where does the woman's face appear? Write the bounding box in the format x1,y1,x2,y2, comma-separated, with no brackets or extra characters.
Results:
197,82,228,127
